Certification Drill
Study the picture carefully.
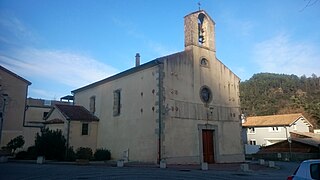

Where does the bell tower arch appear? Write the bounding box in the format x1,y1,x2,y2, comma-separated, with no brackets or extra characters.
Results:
184,10,215,52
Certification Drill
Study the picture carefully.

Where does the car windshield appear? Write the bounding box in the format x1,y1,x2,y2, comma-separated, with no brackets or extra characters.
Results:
310,163,320,180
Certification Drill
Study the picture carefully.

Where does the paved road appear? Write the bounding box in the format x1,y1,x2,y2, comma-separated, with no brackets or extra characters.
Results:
0,161,300,180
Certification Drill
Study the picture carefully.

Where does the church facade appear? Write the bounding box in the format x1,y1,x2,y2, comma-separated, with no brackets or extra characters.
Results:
72,10,244,164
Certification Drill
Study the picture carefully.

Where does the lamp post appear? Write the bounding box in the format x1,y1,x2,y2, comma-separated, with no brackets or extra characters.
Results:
0,93,8,145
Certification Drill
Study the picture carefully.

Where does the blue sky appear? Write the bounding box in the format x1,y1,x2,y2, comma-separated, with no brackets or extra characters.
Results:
0,0,319,100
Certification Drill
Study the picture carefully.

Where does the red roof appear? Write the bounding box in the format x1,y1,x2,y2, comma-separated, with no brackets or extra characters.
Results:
55,104,99,121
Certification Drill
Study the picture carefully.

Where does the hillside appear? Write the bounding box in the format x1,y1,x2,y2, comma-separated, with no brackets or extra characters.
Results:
240,73,320,127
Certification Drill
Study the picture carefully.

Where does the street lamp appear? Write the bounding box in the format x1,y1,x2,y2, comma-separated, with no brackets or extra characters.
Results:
0,93,8,145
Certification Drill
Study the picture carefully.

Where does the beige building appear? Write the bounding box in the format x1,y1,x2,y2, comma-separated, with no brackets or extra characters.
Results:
72,10,244,164
44,104,99,151
23,98,71,148
0,66,31,148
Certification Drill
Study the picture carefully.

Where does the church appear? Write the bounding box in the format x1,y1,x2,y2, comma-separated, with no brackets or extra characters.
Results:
70,10,245,164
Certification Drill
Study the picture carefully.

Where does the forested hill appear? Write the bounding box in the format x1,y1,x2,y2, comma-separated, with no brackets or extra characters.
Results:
240,73,320,127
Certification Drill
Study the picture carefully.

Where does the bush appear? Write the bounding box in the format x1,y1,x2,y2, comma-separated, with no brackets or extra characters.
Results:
94,148,111,161
13,146,37,160
27,146,37,160
6,135,25,154
65,147,76,161
35,128,66,160
15,151,28,160
76,147,92,160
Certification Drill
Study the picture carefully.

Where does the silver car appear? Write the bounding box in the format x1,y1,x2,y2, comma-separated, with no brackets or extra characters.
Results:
288,159,320,180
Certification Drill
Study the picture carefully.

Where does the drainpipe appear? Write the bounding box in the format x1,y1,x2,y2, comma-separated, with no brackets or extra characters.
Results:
157,60,164,163
65,118,71,157
284,126,292,160
0,94,8,145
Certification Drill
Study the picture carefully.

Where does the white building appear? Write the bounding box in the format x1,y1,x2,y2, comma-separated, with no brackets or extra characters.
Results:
242,113,312,148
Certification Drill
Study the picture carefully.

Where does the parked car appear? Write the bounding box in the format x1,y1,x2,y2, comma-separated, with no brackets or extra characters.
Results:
288,159,320,180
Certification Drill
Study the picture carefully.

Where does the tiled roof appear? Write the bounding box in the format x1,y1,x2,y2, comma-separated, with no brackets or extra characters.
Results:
290,132,320,147
44,118,64,124
55,104,99,121
242,113,311,127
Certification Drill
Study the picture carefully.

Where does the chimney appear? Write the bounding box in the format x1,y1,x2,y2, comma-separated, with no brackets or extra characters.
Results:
135,53,140,67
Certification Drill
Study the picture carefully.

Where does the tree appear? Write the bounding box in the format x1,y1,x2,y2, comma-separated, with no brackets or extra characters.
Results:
240,73,320,127
6,135,25,154
35,128,66,160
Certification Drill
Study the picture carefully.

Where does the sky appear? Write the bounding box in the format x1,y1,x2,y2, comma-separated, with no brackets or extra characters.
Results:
0,0,319,100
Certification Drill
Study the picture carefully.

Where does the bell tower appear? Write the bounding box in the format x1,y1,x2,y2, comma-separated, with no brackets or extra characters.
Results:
184,10,215,52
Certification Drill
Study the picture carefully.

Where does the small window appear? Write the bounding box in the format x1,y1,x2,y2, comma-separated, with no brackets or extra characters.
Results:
248,127,255,134
249,140,256,145
81,123,89,135
113,89,121,116
43,112,49,119
89,96,96,114
269,127,281,132
200,58,209,67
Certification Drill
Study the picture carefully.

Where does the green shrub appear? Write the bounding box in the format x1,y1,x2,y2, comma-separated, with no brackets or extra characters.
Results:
35,128,66,160
27,146,37,160
15,151,28,160
6,135,25,154
94,148,111,161
76,147,92,160
13,146,37,160
65,146,76,161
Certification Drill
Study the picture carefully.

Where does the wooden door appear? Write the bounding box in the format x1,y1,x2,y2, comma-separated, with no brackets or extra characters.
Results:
202,130,215,163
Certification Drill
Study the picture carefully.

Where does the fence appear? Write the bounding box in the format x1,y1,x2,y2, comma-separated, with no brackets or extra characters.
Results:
250,152,320,161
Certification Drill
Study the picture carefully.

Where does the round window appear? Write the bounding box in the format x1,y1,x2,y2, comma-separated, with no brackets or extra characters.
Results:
200,86,212,103
200,58,209,67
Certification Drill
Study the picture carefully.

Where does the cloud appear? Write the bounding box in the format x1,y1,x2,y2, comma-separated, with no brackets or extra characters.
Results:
0,13,118,99
0,11,39,46
253,34,320,77
112,17,177,56
0,48,118,88
28,88,61,100
219,11,254,37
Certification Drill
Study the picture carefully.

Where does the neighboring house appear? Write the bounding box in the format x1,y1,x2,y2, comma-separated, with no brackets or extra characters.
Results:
44,104,99,151
71,10,245,164
259,131,320,153
242,113,312,148
0,66,31,148
23,98,71,148
314,129,320,134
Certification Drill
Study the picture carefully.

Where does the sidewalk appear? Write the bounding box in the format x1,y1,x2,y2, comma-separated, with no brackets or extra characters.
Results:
6,158,277,172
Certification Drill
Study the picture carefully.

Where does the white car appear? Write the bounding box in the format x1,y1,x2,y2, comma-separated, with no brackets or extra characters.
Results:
288,159,320,180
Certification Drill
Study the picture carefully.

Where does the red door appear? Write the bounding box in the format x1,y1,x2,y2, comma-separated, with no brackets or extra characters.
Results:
202,130,215,163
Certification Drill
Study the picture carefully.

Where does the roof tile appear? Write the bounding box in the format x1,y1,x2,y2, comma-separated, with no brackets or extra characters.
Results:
55,104,99,121
242,113,306,127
